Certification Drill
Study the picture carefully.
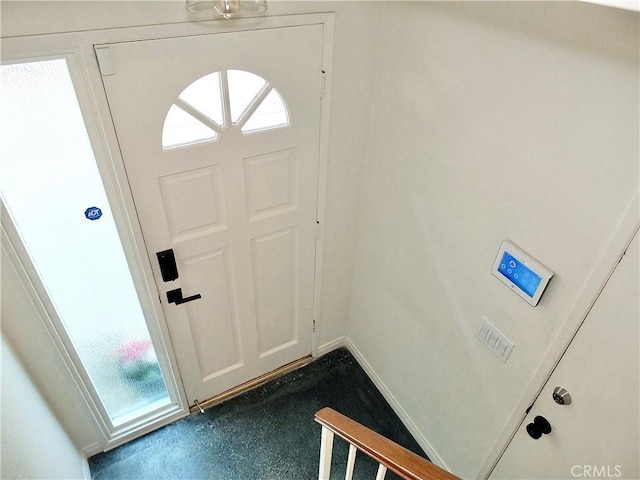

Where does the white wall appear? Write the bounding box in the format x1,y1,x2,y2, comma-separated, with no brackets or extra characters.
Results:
1,335,88,479
347,2,639,478
1,234,105,452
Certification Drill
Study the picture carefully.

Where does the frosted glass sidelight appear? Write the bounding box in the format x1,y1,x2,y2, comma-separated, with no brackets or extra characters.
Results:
0,59,171,426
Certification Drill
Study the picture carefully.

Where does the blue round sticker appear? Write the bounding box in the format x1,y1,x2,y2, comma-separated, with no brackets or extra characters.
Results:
85,206,102,221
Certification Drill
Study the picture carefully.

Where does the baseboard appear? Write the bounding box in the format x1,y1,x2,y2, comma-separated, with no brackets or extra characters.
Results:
317,335,347,357
82,457,91,479
80,445,97,479
81,442,101,458
343,337,451,472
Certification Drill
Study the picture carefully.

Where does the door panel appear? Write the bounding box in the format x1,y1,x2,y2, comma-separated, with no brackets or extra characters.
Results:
491,231,639,479
159,166,228,241
244,149,298,220
181,248,242,380
98,25,323,404
252,227,297,357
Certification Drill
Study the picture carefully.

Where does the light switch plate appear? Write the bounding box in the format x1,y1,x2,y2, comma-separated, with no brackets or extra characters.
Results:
477,316,514,363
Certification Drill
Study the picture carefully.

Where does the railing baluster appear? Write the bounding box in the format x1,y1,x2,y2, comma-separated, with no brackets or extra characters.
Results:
375,464,388,480
345,443,357,480
315,408,460,480
319,425,335,480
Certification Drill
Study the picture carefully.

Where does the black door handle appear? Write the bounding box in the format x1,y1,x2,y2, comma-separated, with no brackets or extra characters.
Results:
526,415,552,439
156,249,179,282
167,288,201,305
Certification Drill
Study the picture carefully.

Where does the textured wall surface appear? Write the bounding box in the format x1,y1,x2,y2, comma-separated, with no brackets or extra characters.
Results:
347,3,639,477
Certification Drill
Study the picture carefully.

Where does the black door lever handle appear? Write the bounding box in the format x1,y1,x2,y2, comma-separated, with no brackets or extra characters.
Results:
167,288,201,305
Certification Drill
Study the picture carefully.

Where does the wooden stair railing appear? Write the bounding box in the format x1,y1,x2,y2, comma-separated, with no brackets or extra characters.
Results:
315,408,460,480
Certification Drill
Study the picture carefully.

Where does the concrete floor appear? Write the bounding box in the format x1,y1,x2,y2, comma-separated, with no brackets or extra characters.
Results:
89,347,428,479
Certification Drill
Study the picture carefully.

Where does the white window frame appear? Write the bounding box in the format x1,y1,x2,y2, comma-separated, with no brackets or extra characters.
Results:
0,49,188,451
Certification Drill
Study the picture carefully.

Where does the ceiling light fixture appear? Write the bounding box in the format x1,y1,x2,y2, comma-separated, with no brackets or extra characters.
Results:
186,0,268,19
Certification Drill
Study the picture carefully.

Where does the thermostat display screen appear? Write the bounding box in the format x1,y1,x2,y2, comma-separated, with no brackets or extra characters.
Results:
497,251,542,298
492,241,553,306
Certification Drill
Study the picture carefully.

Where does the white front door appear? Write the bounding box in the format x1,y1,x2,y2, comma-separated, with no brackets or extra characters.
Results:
491,231,639,479
97,25,323,405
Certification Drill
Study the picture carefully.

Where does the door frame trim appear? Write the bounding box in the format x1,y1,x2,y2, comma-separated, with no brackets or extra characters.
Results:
478,189,640,479
1,12,335,452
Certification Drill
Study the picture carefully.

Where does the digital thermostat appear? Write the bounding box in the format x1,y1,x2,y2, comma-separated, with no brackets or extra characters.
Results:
492,241,553,306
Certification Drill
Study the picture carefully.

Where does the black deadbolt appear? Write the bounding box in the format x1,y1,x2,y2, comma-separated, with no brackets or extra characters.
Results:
157,249,179,282
526,415,552,440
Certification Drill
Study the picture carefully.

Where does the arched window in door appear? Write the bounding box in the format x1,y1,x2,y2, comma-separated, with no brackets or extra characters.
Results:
162,70,289,149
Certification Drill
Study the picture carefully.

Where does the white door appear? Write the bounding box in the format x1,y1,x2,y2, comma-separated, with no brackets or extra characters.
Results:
97,25,323,405
491,231,639,479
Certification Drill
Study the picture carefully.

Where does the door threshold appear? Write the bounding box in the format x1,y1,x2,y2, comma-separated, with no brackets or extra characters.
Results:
189,355,313,414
